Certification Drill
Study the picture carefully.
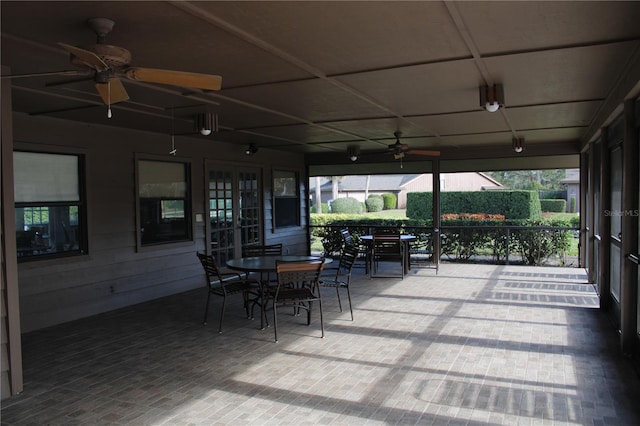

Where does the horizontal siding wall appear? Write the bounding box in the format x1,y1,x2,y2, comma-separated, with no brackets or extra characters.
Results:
13,113,307,332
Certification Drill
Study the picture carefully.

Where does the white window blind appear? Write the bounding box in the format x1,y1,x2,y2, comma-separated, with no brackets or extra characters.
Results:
14,152,80,203
138,160,187,198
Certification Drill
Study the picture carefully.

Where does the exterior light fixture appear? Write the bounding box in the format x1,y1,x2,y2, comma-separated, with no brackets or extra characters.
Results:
194,112,217,136
245,143,258,156
512,136,525,153
479,84,504,113
347,146,360,162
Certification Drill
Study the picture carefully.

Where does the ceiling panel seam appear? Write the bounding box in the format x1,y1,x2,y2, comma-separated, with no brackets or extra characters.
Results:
169,1,442,140
444,1,518,139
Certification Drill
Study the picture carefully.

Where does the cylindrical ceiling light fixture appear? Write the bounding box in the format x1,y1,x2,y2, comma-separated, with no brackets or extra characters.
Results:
512,136,525,153
347,146,360,162
195,112,218,136
479,84,504,113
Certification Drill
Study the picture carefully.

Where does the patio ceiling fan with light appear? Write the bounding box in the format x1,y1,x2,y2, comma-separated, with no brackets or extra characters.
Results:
2,18,222,116
385,131,440,160
353,131,440,168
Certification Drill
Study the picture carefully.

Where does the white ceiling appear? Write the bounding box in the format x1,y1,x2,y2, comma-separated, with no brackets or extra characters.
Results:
2,1,640,171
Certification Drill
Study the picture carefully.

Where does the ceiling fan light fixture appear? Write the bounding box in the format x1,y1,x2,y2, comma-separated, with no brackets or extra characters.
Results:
512,136,525,153
195,112,217,136
480,84,504,112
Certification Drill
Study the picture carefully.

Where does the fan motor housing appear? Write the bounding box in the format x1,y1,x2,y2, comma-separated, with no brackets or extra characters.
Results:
71,44,131,68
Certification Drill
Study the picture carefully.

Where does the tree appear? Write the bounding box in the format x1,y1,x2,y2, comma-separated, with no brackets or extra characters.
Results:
487,169,567,190
314,176,322,214
324,176,343,200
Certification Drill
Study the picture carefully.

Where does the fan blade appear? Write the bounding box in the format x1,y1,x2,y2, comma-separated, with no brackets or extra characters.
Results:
58,42,109,71
1,70,89,79
95,79,130,105
124,67,222,91
408,149,441,157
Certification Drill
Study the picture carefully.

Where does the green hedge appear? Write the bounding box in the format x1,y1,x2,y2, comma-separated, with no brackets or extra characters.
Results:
311,215,575,265
540,199,566,212
330,197,363,214
381,193,397,210
406,190,542,220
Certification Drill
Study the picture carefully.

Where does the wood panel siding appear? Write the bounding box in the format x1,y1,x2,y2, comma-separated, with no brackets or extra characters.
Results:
12,112,307,333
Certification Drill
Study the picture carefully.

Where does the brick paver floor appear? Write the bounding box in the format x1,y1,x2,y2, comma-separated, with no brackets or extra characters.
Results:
2,263,640,425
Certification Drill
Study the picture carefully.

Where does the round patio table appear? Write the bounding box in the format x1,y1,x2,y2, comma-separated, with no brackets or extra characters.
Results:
226,255,330,273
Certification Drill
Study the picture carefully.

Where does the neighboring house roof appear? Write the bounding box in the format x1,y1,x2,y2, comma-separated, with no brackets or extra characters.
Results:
318,174,421,192
314,173,504,192
475,172,504,188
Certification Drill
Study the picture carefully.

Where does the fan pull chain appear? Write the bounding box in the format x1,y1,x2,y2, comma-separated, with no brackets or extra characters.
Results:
169,107,177,155
107,81,112,119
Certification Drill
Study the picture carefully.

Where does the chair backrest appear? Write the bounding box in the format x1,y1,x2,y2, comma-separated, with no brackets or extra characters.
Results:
341,229,354,246
372,234,403,256
337,244,359,275
275,259,325,293
242,243,283,257
196,252,222,283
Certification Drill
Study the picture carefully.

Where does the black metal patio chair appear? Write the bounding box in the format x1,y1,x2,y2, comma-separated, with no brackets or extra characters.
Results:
196,252,261,333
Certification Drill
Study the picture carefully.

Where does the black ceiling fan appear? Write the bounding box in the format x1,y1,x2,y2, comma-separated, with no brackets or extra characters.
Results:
386,131,440,160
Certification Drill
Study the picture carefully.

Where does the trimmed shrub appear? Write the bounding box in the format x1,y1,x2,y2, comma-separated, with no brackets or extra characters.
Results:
406,190,542,220
364,194,384,212
512,218,572,265
539,190,566,200
570,197,576,213
365,195,384,212
406,192,433,219
330,197,363,214
540,199,566,212
381,193,397,210
310,203,329,214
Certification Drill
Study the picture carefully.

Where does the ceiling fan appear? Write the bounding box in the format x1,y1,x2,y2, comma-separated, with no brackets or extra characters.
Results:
2,18,222,111
386,131,440,160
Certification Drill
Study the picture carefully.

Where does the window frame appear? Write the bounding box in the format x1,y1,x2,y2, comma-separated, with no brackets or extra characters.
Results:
135,156,193,250
13,150,87,262
272,168,301,230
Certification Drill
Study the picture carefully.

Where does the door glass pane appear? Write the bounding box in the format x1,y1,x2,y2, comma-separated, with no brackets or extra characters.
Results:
209,170,234,264
239,171,260,247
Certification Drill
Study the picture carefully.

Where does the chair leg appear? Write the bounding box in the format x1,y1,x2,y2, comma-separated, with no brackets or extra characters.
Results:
335,287,343,312
203,290,212,326
273,302,279,342
319,298,324,338
218,294,227,334
306,301,312,325
242,290,250,319
346,286,354,321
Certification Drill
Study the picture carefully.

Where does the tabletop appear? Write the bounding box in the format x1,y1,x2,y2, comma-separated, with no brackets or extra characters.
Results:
226,255,330,273
360,234,416,241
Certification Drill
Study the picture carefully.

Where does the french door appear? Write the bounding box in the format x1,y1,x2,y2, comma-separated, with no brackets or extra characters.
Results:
207,164,262,263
